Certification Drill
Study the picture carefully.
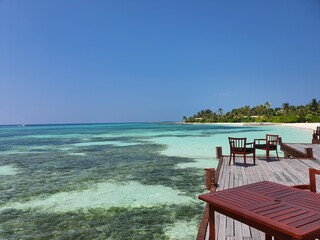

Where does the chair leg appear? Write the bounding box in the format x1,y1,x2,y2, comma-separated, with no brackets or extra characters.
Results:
229,154,232,165
266,150,269,161
233,154,235,164
244,155,247,167
253,151,256,165
276,149,279,161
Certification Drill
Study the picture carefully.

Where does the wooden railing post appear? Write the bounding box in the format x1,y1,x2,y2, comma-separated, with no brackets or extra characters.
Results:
305,148,313,159
216,146,222,158
204,168,217,191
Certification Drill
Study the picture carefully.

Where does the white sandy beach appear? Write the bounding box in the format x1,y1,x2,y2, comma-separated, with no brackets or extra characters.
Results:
280,123,320,131
182,122,320,132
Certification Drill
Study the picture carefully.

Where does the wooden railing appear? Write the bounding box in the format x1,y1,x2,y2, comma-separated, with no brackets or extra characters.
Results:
281,143,314,159
196,149,224,240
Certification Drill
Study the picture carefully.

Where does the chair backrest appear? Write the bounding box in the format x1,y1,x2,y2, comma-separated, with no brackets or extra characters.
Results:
309,168,320,193
266,134,279,146
229,137,246,149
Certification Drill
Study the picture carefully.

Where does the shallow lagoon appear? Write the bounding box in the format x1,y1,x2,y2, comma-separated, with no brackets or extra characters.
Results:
0,123,311,239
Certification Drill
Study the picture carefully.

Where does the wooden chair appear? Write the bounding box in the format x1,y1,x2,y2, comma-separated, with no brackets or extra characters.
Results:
292,168,320,193
254,134,279,161
312,126,320,144
228,137,255,167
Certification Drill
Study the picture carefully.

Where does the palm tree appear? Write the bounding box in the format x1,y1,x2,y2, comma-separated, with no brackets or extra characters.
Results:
282,102,290,114
244,106,251,116
264,102,271,109
308,98,319,115
182,116,187,123
217,108,224,122
264,102,272,119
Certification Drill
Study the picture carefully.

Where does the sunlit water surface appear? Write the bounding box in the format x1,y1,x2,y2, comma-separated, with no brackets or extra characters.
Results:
0,123,311,239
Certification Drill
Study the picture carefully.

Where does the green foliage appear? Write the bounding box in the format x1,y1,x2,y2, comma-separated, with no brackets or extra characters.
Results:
306,114,320,122
269,115,299,123
184,98,320,123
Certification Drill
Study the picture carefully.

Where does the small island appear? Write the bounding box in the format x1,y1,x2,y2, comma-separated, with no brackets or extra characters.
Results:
183,98,320,123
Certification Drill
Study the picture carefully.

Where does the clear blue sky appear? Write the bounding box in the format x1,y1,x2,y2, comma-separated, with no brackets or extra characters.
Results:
0,0,319,124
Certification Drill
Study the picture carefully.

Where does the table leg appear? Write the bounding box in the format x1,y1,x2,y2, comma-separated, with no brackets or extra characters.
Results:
209,205,215,240
265,233,272,240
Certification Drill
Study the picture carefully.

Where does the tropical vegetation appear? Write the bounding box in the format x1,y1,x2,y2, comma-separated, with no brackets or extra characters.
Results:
183,98,320,123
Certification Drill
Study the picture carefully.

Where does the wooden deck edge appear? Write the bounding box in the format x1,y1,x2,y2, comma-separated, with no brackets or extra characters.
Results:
281,143,314,159
196,156,224,240
312,139,320,144
214,154,224,185
196,203,209,240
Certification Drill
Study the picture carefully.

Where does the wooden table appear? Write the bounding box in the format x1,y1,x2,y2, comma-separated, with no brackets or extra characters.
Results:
198,181,320,240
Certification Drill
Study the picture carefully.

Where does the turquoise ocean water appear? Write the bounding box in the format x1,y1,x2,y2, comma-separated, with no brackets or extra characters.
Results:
0,123,311,239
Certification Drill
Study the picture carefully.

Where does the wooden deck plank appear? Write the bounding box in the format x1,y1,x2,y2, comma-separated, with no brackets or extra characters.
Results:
234,220,243,240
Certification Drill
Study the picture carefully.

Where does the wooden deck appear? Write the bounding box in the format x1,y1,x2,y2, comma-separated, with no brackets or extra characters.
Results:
281,143,320,159
202,156,320,240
